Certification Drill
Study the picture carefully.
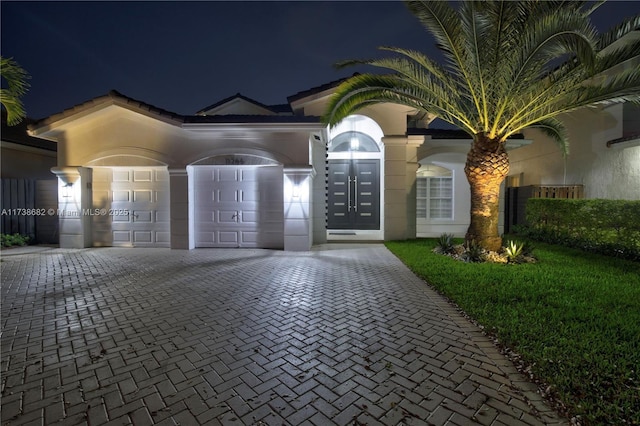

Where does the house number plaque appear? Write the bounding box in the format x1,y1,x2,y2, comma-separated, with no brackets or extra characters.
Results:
225,156,246,165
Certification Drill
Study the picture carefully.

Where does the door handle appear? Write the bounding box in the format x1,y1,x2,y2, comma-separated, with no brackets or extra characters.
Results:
354,176,358,212
347,176,352,211
231,212,238,221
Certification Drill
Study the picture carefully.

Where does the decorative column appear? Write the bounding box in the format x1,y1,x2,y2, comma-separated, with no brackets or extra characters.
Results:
283,166,315,251
406,135,426,239
51,166,93,248
381,135,424,240
169,168,191,249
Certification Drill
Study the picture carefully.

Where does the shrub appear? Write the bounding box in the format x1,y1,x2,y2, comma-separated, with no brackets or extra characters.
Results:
520,199,640,261
1,233,30,248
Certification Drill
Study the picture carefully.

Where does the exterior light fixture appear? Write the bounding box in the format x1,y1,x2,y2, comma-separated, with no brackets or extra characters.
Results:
62,182,74,198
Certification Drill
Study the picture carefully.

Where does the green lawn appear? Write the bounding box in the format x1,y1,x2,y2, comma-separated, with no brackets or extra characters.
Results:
385,239,640,425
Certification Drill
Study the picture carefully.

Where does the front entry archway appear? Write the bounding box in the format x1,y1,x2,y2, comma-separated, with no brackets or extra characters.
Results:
327,115,384,239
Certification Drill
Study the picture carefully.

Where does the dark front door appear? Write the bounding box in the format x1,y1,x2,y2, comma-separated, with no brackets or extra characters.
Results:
328,159,380,230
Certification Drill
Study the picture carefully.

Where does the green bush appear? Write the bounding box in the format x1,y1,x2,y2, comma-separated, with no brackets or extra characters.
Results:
1,233,30,248
519,199,640,261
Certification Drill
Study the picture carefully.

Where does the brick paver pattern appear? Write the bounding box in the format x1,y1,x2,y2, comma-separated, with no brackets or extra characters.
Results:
1,245,567,425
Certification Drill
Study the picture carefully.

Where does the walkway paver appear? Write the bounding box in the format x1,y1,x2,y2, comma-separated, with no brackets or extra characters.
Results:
1,244,567,425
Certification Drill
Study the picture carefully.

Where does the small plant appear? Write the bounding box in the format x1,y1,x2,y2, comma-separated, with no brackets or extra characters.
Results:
504,240,524,263
1,233,30,248
521,241,535,257
434,233,456,255
462,239,485,263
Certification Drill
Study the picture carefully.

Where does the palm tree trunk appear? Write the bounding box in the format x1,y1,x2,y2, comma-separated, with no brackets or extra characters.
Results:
464,134,509,252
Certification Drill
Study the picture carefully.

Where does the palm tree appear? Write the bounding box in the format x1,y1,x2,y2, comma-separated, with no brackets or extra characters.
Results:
323,1,640,251
1,56,30,126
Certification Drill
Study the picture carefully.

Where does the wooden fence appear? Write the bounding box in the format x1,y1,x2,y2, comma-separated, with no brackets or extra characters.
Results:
532,185,584,199
504,184,584,233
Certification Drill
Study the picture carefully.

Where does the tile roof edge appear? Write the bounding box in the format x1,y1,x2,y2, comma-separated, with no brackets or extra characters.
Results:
28,90,186,131
287,73,359,104
195,93,290,116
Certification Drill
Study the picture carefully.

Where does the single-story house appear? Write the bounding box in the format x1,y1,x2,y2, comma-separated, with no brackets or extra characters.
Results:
27,41,639,250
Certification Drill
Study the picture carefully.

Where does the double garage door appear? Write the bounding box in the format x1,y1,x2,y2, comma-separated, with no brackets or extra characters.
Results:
193,165,284,248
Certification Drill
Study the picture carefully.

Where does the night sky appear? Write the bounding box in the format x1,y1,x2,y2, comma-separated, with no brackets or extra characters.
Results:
2,1,639,121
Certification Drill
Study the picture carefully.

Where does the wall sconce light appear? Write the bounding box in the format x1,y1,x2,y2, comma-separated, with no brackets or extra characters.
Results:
62,182,74,198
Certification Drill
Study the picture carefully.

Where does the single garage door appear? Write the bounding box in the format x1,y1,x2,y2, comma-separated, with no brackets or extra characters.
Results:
194,165,284,248
92,167,170,247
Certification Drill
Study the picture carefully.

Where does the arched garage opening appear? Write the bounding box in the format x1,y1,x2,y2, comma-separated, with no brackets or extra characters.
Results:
189,154,284,248
87,156,170,248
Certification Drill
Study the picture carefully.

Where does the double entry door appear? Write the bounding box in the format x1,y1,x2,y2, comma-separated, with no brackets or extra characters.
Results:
328,159,380,230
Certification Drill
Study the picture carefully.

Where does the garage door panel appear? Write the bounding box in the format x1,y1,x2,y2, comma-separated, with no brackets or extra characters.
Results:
197,232,215,244
133,170,152,181
133,191,152,202
219,189,239,202
218,211,239,223
112,214,130,223
113,191,130,202
219,231,238,243
156,211,170,223
219,169,238,181
113,170,130,181
113,231,131,243
242,190,260,202
242,232,258,243
133,231,152,243
133,211,153,223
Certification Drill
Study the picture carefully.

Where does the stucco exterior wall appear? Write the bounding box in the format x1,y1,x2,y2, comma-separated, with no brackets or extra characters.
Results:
55,107,315,169
1,144,57,179
511,104,639,200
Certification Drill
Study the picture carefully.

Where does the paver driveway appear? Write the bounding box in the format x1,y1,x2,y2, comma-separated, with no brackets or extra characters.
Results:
1,245,566,426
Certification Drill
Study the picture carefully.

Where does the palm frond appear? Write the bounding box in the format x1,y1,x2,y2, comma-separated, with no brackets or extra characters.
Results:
0,89,27,126
404,1,484,119
523,117,569,156
0,57,30,126
598,14,640,50
323,73,474,133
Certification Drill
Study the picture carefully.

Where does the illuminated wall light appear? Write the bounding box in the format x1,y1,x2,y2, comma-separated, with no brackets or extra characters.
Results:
62,183,74,198
284,174,310,201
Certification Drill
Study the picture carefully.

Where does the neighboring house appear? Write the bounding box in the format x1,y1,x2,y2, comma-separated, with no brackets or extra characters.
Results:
1,111,59,243
27,52,639,250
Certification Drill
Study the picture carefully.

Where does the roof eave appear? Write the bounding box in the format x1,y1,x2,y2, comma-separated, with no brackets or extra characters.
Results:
182,121,326,133
28,91,185,140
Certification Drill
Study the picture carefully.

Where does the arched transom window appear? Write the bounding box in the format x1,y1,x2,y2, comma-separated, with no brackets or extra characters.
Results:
328,131,380,153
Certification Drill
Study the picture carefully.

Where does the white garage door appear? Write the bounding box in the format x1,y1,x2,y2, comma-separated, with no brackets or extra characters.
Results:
92,167,170,247
194,165,284,248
